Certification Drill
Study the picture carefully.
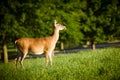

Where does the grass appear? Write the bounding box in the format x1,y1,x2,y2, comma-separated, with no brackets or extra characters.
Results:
0,48,120,80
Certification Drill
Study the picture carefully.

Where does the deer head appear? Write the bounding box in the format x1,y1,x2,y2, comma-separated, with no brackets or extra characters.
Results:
54,20,66,30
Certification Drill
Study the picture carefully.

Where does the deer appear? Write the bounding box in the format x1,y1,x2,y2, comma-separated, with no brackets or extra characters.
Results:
14,20,66,69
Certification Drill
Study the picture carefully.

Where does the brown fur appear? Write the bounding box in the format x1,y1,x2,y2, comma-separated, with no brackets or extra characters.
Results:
14,20,66,68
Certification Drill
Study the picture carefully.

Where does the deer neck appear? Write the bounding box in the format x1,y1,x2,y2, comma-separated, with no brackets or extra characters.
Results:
52,28,59,42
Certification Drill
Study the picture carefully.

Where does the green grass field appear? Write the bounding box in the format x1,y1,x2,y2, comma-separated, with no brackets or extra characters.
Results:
0,48,120,80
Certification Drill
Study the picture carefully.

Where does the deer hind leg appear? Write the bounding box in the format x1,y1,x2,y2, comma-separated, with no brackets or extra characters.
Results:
14,50,21,69
14,56,21,68
19,51,27,69
14,57,18,69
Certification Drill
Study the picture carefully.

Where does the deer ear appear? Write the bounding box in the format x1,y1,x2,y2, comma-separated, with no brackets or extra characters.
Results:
54,20,57,27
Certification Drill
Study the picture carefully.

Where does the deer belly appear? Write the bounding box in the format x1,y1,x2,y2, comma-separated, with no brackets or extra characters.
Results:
29,46,44,55
29,48,44,55
34,52,44,55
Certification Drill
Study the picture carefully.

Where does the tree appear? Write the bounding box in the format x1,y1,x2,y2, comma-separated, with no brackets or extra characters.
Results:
102,0,120,40
0,0,34,62
80,0,120,50
54,0,85,49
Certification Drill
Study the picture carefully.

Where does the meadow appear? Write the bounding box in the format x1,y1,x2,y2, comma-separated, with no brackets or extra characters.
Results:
0,48,120,80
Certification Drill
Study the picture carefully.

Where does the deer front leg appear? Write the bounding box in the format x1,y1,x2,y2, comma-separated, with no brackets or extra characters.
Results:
45,51,53,66
48,52,53,66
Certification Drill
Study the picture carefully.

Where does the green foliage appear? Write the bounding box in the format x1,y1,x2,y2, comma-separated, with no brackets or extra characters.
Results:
0,0,120,48
0,48,120,80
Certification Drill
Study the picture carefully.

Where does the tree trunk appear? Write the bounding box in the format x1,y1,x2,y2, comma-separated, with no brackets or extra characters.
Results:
60,41,64,50
2,43,8,63
0,52,1,60
1,32,8,63
91,40,96,50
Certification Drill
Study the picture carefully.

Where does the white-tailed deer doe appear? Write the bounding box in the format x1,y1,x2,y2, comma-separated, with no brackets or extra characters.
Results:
14,20,66,68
